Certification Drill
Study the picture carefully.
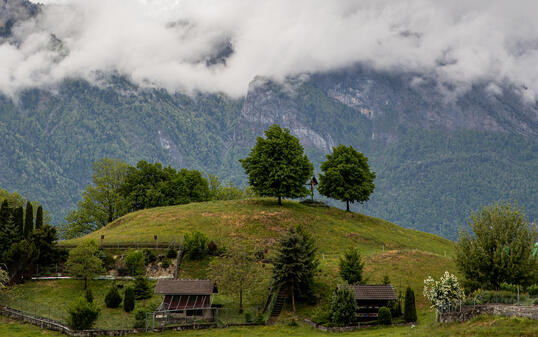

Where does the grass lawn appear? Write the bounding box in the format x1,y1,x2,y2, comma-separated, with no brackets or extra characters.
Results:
2,314,536,337
3,279,162,329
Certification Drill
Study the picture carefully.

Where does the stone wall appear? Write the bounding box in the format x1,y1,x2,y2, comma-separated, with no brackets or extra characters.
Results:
439,304,538,323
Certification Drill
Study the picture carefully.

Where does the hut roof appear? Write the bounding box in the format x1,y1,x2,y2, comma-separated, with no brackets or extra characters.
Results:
154,279,216,295
349,285,397,300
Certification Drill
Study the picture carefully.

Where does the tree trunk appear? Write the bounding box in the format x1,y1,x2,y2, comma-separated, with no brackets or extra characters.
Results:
346,200,350,212
278,196,282,205
291,280,296,313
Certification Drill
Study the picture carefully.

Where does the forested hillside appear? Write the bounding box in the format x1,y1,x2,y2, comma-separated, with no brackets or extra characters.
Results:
0,70,536,239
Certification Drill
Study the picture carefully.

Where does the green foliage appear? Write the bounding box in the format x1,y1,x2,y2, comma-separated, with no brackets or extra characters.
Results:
382,275,391,285
67,297,100,330
123,287,135,312
311,305,331,325
183,231,209,260
104,284,122,308
377,306,392,325
2,239,37,282
120,160,209,211
85,289,93,303
166,247,177,259
12,207,23,239
161,260,170,269
133,308,148,328
143,249,156,265
240,124,313,205
125,249,145,276
133,276,152,300
208,174,255,201
272,226,318,311
456,202,538,290
208,244,264,311
35,206,43,229
339,248,364,284
65,241,105,289
62,158,129,239
318,145,375,211
404,287,417,322
527,284,538,296
24,201,33,238
328,286,357,326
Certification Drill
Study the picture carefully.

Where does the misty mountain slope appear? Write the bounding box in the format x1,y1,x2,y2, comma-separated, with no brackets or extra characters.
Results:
0,79,244,222
238,71,538,239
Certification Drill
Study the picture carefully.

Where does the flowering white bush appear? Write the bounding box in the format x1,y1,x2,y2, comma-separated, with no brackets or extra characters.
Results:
423,271,464,312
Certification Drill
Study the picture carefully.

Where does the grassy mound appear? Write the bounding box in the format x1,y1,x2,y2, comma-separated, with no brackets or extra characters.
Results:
63,198,454,257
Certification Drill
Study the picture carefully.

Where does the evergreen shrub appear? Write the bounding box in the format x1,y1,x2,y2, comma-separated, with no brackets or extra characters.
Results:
105,285,122,308
377,306,392,325
404,287,417,322
67,297,100,330
124,287,135,312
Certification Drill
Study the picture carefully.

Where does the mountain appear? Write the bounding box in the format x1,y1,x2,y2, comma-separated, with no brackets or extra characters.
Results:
1,66,537,239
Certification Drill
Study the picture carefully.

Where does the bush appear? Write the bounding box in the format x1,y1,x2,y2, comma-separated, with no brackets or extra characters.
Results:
125,249,145,275
183,231,209,260
404,287,417,322
377,306,392,325
67,297,100,330
134,276,152,300
96,250,115,270
133,308,148,328
162,260,170,269
311,305,331,325
85,289,93,303
288,318,298,326
527,284,538,296
254,313,265,324
143,249,156,265
124,287,135,312
328,287,357,326
382,275,390,285
244,312,252,323
534,298,538,305
166,247,178,259
254,248,265,261
105,285,122,308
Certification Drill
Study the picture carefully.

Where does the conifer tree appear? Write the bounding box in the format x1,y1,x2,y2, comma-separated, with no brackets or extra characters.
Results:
0,199,10,226
35,206,43,229
24,201,33,238
13,206,24,238
123,287,135,312
272,226,318,312
404,287,417,322
339,248,364,284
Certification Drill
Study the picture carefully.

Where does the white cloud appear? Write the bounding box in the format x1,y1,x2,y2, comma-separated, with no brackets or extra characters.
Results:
0,0,537,99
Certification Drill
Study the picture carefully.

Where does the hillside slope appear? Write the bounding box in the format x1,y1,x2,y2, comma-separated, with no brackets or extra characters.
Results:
64,199,454,256
64,199,457,305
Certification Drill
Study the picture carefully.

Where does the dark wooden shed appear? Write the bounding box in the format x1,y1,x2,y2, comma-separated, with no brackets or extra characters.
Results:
349,285,397,320
155,279,217,319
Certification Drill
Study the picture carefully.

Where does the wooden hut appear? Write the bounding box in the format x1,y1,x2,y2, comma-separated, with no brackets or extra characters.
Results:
155,279,217,321
349,285,397,320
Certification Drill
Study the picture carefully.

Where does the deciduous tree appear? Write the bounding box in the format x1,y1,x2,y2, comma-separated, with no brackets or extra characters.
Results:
240,124,313,205
65,241,104,289
456,202,537,289
318,145,375,212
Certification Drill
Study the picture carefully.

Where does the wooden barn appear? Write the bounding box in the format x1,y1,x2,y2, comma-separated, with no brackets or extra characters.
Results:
155,279,217,321
349,285,397,320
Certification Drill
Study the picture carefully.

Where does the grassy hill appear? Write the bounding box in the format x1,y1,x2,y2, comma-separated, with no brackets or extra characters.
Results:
63,198,457,306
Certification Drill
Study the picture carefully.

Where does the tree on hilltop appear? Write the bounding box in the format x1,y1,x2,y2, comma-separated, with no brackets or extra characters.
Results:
240,124,313,205
318,145,375,212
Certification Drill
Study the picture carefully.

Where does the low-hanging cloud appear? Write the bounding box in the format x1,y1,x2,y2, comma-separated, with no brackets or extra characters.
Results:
1,0,538,99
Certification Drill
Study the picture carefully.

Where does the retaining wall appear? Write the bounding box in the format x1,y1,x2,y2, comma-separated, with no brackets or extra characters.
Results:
439,304,538,323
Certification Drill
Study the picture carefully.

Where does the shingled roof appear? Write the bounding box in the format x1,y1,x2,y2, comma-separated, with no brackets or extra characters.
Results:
348,285,397,300
154,279,216,295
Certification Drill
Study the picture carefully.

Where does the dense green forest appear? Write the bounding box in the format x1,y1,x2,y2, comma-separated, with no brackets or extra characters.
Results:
0,76,536,240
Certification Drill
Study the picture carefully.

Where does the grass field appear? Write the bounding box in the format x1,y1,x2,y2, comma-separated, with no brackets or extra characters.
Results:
62,199,454,258
1,314,536,337
2,279,161,329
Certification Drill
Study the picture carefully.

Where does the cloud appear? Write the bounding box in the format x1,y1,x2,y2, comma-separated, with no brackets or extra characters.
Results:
0,0,537,99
